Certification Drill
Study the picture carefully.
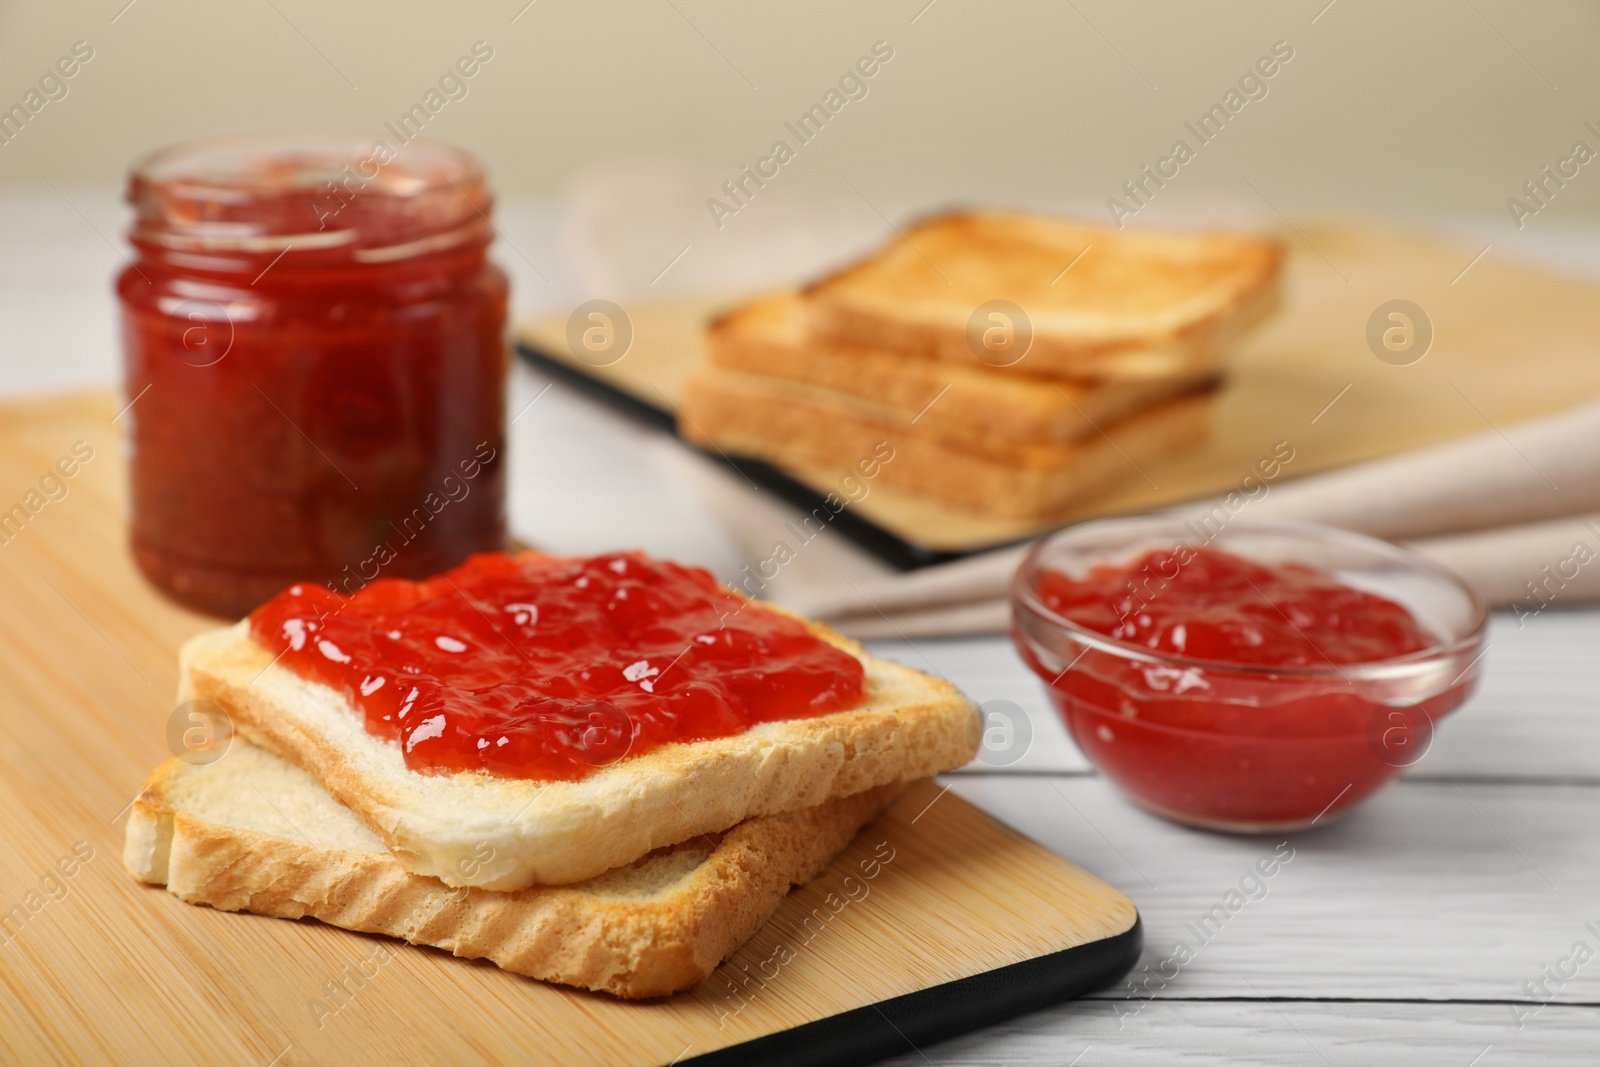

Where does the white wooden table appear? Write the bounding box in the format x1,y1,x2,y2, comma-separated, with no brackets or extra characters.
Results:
7,190,1598,1065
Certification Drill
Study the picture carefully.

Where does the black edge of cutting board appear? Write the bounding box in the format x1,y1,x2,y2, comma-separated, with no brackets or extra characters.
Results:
516,339,980,571
678,916,1143,1067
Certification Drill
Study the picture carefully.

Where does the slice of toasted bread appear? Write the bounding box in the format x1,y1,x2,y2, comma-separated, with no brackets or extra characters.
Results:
680,366,1215,519
707,291,1215,448
180,611,977,892
124,741,902,999
802,210,1281,380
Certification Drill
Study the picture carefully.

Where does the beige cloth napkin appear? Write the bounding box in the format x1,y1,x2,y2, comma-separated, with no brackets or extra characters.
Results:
784,400,1600,638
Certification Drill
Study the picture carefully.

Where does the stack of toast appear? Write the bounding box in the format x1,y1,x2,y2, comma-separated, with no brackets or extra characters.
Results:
680,211,1283,520
123,561,979,999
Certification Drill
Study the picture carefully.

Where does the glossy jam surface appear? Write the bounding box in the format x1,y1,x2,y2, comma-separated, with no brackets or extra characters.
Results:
119,136,507,617
1020,547,1474,830
249,551,867,781
1036,547,1435,666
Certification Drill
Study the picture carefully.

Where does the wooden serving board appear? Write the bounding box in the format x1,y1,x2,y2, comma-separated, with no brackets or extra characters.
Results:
0,393,1139,1066
518,222,1600,564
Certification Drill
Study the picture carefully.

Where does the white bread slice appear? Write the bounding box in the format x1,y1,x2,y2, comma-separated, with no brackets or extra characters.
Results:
706,290,1216,448
180,615,978,891
802,210,1282,380
124,741,903,999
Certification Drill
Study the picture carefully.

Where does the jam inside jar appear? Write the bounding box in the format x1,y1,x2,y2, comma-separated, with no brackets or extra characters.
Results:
118,136,509,617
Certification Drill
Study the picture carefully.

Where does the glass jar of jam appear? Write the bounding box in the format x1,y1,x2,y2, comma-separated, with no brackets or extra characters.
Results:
117,135,509,617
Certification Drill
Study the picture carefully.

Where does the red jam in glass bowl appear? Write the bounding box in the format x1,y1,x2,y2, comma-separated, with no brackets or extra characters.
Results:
249,550,867,781
1012,518,1487,831
118,135,509,617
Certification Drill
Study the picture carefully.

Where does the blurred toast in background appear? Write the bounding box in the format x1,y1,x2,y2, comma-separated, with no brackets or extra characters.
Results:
683,369,1215,519
681,211,1279,522
705,291,1217,448
801,210,1282,381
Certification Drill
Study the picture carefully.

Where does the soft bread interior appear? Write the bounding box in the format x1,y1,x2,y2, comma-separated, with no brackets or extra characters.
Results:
128,743,731,898
124,740,904,998
129,738,387,864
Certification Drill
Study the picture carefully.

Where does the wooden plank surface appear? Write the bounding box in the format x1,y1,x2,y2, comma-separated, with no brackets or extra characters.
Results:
0,393,1139,1067
882,1001,1598,1067
517,223,1600,553
946,776,1598,1003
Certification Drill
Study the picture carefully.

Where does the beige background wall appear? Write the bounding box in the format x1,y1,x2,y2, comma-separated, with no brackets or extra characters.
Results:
1,0,1598,233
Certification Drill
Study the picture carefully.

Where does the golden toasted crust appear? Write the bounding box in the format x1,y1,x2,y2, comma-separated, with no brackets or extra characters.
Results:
179,605,978,891
706,291,1216,448
801,210,1282,380
680,367,1216,519
124,743,903,999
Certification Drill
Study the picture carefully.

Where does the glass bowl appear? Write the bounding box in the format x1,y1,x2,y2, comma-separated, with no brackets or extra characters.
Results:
1011,516,1488,832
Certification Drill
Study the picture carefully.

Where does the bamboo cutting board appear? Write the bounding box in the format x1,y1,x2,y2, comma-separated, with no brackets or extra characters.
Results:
517,222,1600,562
0,392,1139,1066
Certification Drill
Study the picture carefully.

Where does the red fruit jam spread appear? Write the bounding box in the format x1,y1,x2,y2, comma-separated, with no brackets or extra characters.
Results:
249,551,866,781
1037,547,1434,667
1021,547,1474,830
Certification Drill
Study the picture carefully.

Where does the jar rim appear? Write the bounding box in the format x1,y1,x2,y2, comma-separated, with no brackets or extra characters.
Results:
126,134,492,258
